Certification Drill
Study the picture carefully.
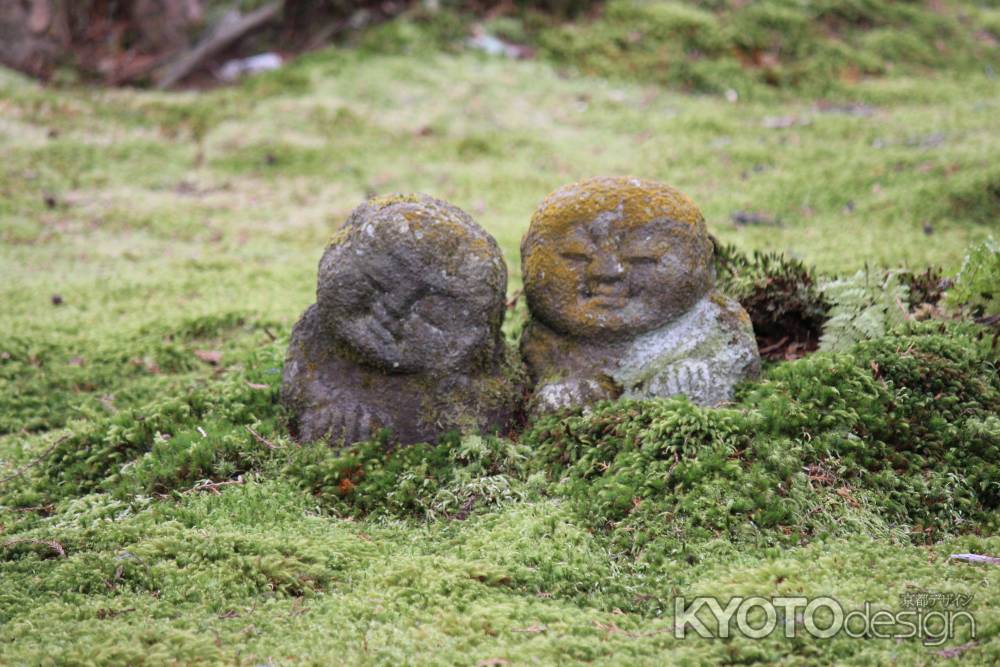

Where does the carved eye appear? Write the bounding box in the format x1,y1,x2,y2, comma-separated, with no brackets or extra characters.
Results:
560,251,591,263
364,272,388,292
625,255,658,266
412,295,453,326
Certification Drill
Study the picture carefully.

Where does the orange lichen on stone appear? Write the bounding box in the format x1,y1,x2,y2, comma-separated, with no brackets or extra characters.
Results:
525,176,706,241
286,194,523,447
521,176,714,340
519,176,761,414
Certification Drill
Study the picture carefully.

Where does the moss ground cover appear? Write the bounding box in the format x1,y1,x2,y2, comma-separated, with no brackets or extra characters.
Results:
3,6,1000,663
391,0,1000,98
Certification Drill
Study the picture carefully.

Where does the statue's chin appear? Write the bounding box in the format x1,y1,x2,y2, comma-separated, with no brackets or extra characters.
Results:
541,310,681,342
339,335,488,376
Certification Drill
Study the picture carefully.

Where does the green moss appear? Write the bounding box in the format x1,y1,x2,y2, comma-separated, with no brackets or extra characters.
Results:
944,168,1000,225
6,318,997,662
515,0,998,96
0,312,278,435
3,26,1000,663
522,322,1000,564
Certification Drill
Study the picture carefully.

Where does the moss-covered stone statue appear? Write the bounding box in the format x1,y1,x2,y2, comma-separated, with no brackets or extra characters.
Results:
282,194,524,446
520,176,760,413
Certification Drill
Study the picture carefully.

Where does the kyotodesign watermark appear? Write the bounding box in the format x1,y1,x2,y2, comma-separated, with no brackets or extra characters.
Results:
673,593,976,646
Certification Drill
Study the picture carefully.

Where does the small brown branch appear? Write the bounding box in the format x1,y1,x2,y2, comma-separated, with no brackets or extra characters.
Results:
2,537,66,558
0,435,68,487
246,425,279,449
758,336,789,355
156,1,283,89
8,504,56,514
183,476,245,495
937,640,981,659
950,553,1000,565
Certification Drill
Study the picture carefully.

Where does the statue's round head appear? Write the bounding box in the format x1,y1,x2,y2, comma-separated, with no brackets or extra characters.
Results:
317,194,507,374
521,177,714,340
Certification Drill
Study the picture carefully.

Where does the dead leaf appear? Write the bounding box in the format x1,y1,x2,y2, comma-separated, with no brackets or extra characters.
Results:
836,486,860,508
194,349,222,365
761,115,810,129
730,210,781,226
131,357,161,374
512,624,546,634
937,640,980,659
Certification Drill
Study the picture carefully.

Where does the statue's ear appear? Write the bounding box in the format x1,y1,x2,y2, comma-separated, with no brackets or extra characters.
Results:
706,233,719,282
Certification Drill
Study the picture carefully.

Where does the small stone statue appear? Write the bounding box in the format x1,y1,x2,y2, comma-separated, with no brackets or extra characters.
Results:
282,194,523,446
520,176,760,413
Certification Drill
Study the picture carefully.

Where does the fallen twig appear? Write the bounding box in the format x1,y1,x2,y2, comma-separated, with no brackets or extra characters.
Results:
96,607,136,620
7,504,56,514
730,210,782,227
156,1,283,89
758,336,789,355
0,435,69,488
246,425,279,449
592,619,675,639
511,624,546,634
2,537,66,558
183,476,245,495
949,553,1000,565
937,640,980,659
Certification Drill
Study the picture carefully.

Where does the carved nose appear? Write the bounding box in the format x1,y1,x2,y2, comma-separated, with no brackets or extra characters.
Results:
381,286,420,319
588,254,625,283
382,295,407,319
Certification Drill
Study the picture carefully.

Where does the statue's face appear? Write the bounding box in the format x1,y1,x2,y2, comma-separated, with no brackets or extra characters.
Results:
317,197,506,374
522,178,714,340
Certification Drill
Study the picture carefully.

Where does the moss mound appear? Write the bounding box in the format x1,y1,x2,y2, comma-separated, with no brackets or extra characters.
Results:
502,0,1000,95
8,321,996,571
714,243,830,358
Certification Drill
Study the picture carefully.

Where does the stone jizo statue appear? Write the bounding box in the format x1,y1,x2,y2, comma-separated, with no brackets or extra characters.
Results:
520,176,760,413
282,194,523,446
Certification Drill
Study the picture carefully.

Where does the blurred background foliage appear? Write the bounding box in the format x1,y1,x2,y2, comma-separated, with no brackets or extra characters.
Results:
3,0,999,95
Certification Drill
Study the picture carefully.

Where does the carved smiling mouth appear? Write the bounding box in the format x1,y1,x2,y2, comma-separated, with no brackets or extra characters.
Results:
586,285,629,308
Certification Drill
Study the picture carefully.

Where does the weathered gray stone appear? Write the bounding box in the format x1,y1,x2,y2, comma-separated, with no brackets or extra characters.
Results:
283,194,524,446
520,176,760,413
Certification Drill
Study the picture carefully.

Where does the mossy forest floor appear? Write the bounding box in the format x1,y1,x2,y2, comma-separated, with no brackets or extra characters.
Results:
2,9,1000,664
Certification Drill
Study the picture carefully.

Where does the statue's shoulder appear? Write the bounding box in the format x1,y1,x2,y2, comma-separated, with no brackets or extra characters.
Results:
705,290,756,337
